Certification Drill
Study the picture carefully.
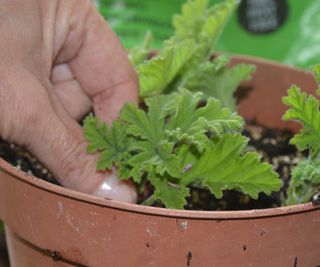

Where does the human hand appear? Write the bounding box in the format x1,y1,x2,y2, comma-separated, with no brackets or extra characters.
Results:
0,0,138,203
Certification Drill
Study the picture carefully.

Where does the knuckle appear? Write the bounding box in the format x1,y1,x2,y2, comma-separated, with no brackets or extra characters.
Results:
57,138,92,187
0,69,14,141
0,67,49,143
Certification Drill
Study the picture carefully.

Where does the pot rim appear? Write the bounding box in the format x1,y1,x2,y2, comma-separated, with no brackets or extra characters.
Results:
220,53,311,73
1,56,318,220
1,158,319,220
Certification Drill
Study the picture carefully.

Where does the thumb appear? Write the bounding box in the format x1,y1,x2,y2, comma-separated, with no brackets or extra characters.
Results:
4,72,137,203
30,106,137,204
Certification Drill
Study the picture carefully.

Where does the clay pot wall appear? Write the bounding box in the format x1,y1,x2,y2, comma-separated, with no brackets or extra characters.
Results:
0,56,319,267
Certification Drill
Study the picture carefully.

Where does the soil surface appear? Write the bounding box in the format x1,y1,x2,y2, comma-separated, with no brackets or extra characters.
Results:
0,122,305,211
0,142,57,185
0,122,304,267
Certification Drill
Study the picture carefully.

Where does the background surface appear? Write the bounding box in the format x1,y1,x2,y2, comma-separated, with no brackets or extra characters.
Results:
98,0,320,68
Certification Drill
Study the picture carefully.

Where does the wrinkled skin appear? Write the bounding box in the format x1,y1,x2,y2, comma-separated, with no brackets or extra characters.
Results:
0,0,138,203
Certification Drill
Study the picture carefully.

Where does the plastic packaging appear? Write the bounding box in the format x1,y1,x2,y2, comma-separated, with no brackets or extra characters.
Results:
97,0,320,68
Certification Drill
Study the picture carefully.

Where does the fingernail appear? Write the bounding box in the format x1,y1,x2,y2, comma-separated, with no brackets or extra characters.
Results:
91,170,137,204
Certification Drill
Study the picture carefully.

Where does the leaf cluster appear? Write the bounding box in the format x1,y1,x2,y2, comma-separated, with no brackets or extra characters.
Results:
130,0,255,111
282,65,320,205
85,90,280,209
83,0,281,209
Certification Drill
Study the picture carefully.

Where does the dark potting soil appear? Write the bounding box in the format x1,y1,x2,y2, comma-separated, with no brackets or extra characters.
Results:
0,142,58,185
0,122,304,211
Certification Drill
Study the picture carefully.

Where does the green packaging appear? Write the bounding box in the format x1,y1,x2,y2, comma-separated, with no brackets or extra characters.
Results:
97,0,320,68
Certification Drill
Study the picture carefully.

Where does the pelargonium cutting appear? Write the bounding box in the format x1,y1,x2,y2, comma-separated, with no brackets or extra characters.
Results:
84,0,284,209
84,0,320,209
282,65,320,206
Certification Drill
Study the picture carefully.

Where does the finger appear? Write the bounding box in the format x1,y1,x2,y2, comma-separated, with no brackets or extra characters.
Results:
92,79,138,124
1,69,137,203
54,1,138,123
52,63,92,120
53,80,92,120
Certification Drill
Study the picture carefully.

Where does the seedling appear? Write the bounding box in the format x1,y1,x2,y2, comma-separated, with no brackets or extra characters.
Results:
282,65,320,205
84,0,281,209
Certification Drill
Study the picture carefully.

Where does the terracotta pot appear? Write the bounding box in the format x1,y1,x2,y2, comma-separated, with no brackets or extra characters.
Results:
1,56,320,267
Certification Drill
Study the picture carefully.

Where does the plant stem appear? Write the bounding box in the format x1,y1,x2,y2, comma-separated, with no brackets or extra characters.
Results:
141,195,156,206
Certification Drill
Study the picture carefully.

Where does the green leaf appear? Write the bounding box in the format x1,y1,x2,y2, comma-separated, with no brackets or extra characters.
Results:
285,158,320,205
83,115,129,171
282,85,320,157
173,0,238,54
182,134,281,199
120,102,165,142
83,115,108,153
138,38,196,98
197,98,244,135
127,141,181,181
173,0,209,41
282,74,320,206
136,0,246,106
128,31,153,67
165,90,208,151
312,64,320,86
179,56,255,111
165,89,244,151
148,172,190,209
198,0,239,54
291,159,320,186
120,100,181,180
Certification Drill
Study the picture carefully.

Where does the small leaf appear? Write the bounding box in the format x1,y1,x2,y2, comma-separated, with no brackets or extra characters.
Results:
120,99,182,180
129,31,153,67
138,38,196,97
196,97,244,135
282,85,320,157
166,89,243,151
285,158,320,205
173,0,208,40
312,64,320,86
127,141,181,180
182,134,281,199
291,159,320,186
83,115,130,170
173,0,238,53
83,115,108,153
148,172,190,209
97,150,115,171
120,102,165,142
180,57,256,111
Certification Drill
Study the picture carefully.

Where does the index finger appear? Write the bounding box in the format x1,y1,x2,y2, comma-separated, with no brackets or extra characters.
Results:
55,1,138,123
